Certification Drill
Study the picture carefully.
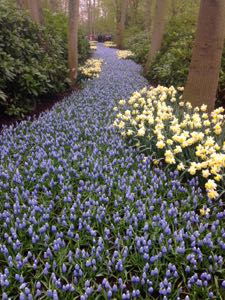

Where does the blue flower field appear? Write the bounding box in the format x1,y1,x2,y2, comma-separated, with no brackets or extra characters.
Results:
0,45,225,300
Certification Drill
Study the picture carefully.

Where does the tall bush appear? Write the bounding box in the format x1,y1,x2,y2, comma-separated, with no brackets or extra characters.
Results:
0,1,90,117
44,9,90,65
145,11,225,107
145,12,197,87
124,32,149,64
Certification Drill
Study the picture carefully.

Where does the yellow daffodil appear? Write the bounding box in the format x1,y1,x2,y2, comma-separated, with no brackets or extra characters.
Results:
200,207,210,216
119,99,126,106
202,169,210,178
156,140,165,149
137,127,146,137
200,104,207,112
113,85,225,198
205,179,217,190
207,190,219,199
117,50,134,59
177,162,185,171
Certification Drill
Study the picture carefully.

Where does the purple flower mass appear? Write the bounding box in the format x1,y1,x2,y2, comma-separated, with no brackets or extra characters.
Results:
0,44,225,299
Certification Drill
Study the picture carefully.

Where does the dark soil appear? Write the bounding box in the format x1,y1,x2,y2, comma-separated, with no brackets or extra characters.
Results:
0,85,81,132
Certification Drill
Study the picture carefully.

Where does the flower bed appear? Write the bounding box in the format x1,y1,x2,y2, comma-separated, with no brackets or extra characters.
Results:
113,85,225,199
79,58,103,79
0,45,225,299
89,41,97,51
104,41,117,48
117,50,135,60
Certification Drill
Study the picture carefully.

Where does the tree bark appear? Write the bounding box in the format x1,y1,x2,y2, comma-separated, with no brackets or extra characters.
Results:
87,0,92,37
49,0,59,12
182,0,225,112
144,0,154,36
68,0,79,85
144,0,168,73
93,0,96,36
171,0,177,16
28,0,44,25
64,0,69,14
130,0,139,27
116,0,128,49
144,0,150,32
17,0,29,9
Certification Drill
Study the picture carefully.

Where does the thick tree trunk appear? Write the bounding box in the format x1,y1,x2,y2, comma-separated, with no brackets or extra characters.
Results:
144,0,168,73
116,0,128,50
182,0,225,112
68,0,79,85
28,0,44,25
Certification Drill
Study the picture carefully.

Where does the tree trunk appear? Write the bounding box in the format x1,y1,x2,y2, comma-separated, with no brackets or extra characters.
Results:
130,0,139,27
144,0,168,73
144,0,154,36
93,0,96,36
68,0,79,85
49,0,59,12
116,0,128,50
28,0,44,25
144,0,150,32
17,0,29,9
171,0,177,16
182,0,225,112
64,0,69,14
87,0,92,37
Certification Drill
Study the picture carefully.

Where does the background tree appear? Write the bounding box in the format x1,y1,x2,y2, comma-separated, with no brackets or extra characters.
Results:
93,0,115,35
116,0,128,49
144,0,168,73
128,0,139,28
62,0,69,14
49,0,59,12
171,0,178,16
87,0,93,36
92,0,96,36
16,0,29,9
68,0,79,85
144,0,154,34
182,0,225,111
28,0,44,24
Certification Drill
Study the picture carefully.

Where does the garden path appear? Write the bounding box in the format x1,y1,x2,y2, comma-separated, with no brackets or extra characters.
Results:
0,44,212,299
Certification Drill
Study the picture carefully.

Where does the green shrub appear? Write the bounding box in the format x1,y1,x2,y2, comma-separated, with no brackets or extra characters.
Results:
145,12,197,87
147,36,193,87
217,51,225,106
44,9,90,65
78,30,91,65
0,1,68,116
125,31,150,64
0,2,90,117
145,11,225,106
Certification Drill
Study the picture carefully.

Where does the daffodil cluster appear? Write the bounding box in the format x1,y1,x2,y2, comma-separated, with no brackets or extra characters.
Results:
104,41,116,48
89,41,97,51
117,50,134,60
79,58,103,78
113,85,225,199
